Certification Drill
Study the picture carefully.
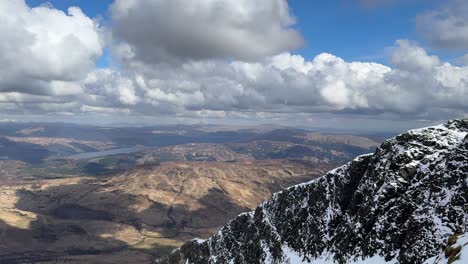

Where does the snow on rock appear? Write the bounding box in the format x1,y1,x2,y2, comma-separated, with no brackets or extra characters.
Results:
156,120,468,264
423,233,468,264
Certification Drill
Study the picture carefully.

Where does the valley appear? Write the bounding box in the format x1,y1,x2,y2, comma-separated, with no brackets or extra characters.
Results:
0,122,379,263
0,160,332,263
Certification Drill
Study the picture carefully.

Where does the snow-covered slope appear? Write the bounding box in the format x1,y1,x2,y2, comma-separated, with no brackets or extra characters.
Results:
156,120,468,264
424,233,468,264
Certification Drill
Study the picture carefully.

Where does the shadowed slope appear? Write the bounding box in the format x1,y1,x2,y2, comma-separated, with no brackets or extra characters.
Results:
158,120,468,264
0,159,330,262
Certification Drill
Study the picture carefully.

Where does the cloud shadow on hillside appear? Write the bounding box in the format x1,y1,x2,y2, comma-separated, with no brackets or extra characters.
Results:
7,179,253,262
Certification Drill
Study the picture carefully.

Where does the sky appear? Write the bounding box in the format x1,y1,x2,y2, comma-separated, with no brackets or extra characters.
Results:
1,0,468,131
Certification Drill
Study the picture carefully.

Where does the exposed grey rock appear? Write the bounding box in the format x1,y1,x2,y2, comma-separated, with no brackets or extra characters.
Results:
157,120,468,264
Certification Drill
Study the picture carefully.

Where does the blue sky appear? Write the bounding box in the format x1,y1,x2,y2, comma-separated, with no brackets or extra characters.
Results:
289,0,440,62
4,0,467,130
27,0,113,18
26,0,451,65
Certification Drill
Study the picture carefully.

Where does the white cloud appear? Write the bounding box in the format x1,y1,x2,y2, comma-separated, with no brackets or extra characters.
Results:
390,40,440,71
0,0,102,99
110,0,303,62
0,0,467,127
416,0,468,50
79,40,468,121
84,69,139,106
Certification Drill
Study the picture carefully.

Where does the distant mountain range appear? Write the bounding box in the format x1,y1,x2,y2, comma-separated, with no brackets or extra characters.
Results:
0,122,380,180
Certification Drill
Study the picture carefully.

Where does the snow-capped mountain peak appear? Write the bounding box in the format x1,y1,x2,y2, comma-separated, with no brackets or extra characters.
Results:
157,120,468,264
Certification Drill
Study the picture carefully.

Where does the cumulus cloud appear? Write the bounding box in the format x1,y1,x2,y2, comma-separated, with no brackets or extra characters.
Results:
78,40,468,121
390,40,440,71
0,0,467,126
0,0,102,103
0,0,107,116
110,0,303,62
416,0,468,50
84,69,139,107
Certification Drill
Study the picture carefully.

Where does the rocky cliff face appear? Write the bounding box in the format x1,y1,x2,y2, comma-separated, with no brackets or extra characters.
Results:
156,120,468,264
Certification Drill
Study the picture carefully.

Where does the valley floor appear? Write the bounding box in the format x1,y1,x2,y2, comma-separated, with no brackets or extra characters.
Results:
0,160,332,263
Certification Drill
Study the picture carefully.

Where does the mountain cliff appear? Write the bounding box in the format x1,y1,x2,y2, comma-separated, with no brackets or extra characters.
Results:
156,120,468,264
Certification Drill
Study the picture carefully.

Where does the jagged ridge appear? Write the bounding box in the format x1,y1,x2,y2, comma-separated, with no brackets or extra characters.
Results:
157,120,468,264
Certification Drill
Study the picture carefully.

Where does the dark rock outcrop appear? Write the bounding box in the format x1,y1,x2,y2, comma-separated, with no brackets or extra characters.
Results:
157,120,468,264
